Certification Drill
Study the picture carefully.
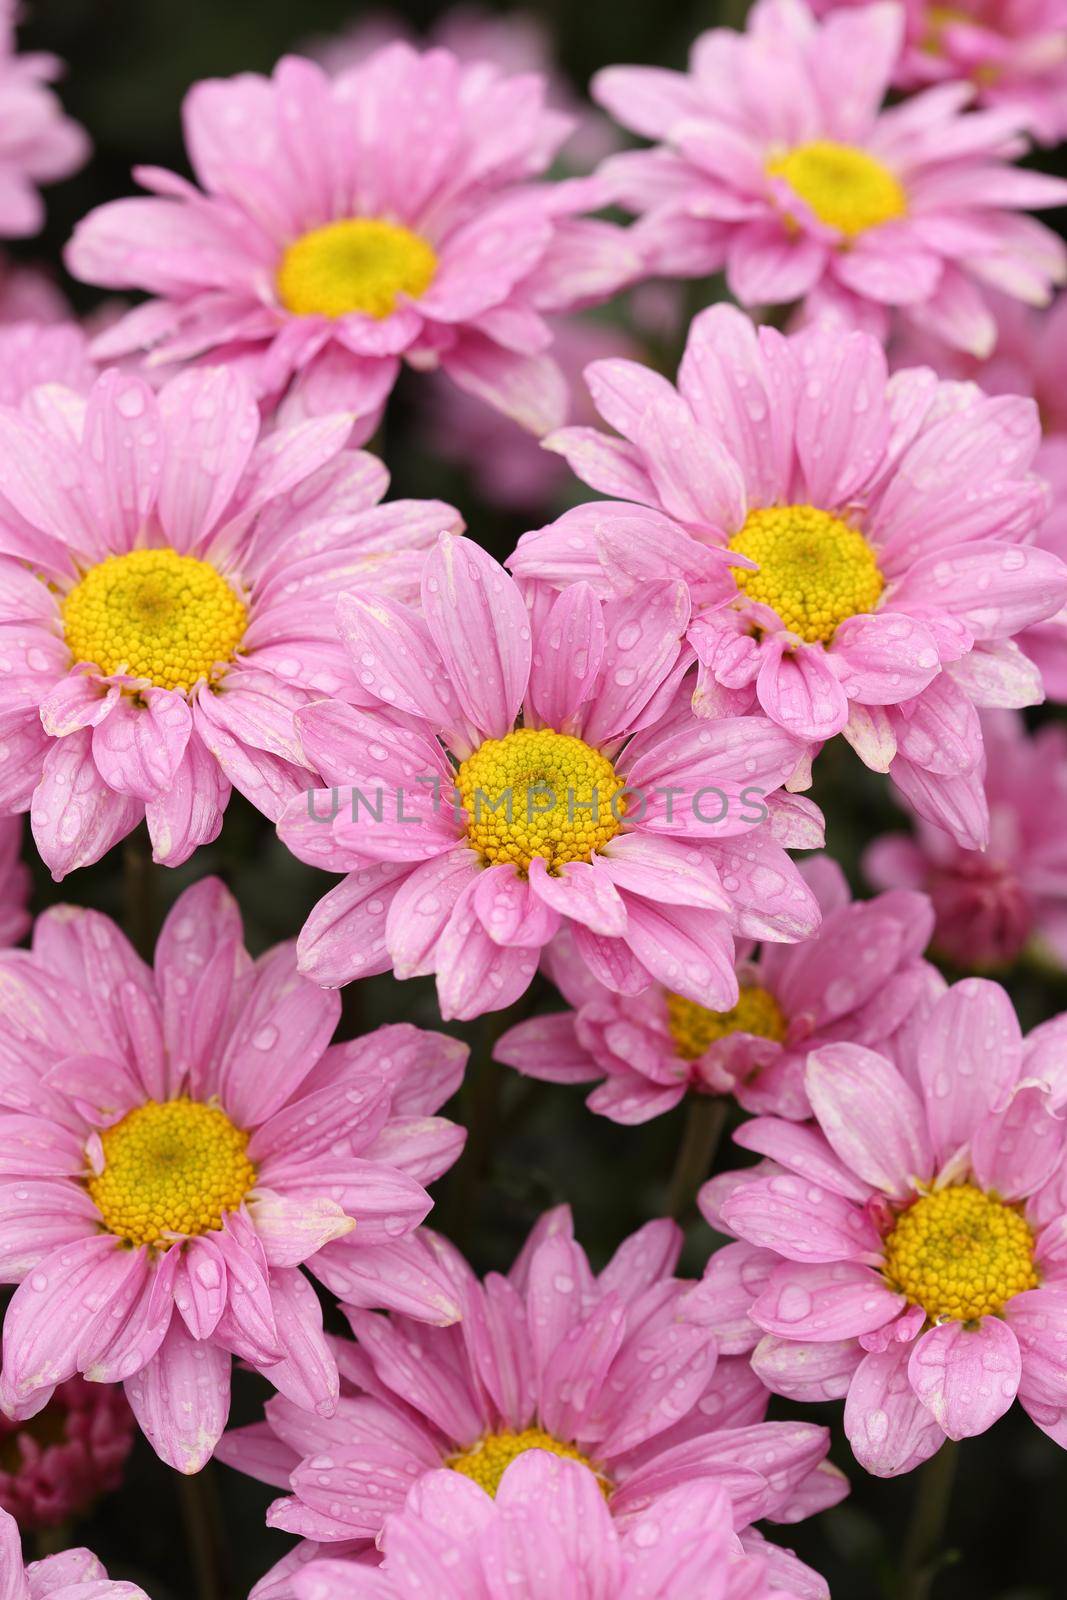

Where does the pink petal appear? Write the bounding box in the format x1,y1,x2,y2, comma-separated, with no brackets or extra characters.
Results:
908,1318,1021,1440
844,1343,945,1477
752,1261,904,1341
124,1317,231,1473
420,535,531,743
720,1174,882,1264
917,978,1022,1161
756,640,849,742
30,729,142,880
805,1043,934,1200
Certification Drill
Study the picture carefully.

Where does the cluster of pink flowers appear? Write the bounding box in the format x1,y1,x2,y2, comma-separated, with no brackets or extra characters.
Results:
0,0,1065,1594
812,0,1067,145
595,0,1067,356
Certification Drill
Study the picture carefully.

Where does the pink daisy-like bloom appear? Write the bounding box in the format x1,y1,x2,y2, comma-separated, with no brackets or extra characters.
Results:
290,1455,823,1600
0,8,87,239
894,291,1067,698
218,1206,841,1598
0,1377,134,1532
0,1507,147,1600
0,362,462,878
866,710,1067,970
0,816,28,947
812,0,1067,145
64,46,638,443
511,304,1067,849
277,533,822,1019
593,0,1067,357
0,878,468,1474
496,855,938,1122
701,975,1067,1476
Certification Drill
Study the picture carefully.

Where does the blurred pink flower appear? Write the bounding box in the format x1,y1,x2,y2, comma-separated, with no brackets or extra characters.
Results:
0,1505,147,1599
66,47,637,442
866,710,1067,969
594,0,1067,356
0,363,461,878
0,9,88,238
0,254,69,323
811,0,1067,145
421,315,644,512
0,1376,134,1531
703,977,1067,1475
220,1205,840,1598
0,879,468,1474
497,856,938,1122
279,534,822,1019
511,304,1067,849
290,1455,824,1600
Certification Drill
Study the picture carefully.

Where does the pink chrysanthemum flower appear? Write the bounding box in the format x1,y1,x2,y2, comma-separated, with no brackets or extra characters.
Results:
701,976,1067,1476
894,291,1067,698
511,305,1067,849
0,1506,147,1600
64,46,637,443
0,879,468,1474
0,363,461,878
219,1207,840,1597
593,0,1067,357
290,1455,823,1600
277,534,821,1018
866,710,1067,969
0,1376,134,1531
0,9,87,239
812,0,1067,146
496,856,938,1122
0,816,28,947
0,318,95,404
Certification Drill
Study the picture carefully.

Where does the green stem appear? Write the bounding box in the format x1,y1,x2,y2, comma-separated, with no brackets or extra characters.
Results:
666,1095,728,1221
122,828,159,961
177,1466,226,1600
895,1441,959,1600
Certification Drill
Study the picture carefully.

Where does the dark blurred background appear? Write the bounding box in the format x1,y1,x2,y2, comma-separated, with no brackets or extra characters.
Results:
6,3,1067,1597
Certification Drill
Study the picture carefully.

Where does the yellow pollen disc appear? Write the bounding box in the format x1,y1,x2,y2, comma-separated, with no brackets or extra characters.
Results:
727,505,884,644
455,727,624,875
666,986,787,1061
62,548,247,693
276,218,438,319
767,140,907,237
883,1183,1039,1323
88,1099,256,1250
446,1429,607,1499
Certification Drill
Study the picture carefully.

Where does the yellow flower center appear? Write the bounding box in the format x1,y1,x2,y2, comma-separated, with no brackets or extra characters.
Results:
455,727,624,875
727,505,884,644
767,140,907,237
62,549,247,693
446,1429,607,1498
276,218,438,319
883,1183,1039,1323
666,986,788,1061
923,6,967,55
88,1099,256,1250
